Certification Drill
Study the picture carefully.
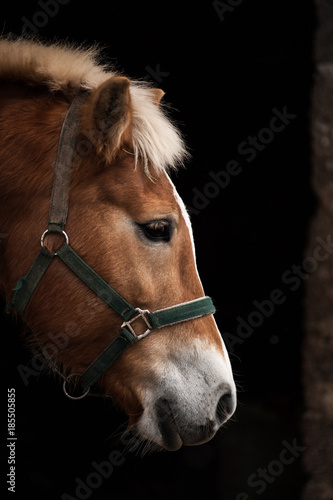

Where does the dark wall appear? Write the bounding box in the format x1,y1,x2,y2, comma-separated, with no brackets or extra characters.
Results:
1,1,315,499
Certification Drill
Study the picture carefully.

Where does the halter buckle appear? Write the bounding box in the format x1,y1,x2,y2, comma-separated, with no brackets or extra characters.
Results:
121,308,152,340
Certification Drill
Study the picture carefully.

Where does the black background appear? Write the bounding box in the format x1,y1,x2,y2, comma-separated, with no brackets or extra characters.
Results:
1,1,315,499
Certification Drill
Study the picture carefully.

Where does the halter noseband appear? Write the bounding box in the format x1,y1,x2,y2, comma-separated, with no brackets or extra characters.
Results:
7,91,216,399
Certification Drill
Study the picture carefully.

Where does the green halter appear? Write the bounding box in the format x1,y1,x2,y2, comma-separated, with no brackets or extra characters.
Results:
7,91,216,398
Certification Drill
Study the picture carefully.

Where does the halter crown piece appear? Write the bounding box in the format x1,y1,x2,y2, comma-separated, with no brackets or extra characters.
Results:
7,91,216,399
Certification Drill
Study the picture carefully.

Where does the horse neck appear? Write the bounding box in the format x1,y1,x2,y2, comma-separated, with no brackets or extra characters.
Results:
0,84,68,203
0,84,67,296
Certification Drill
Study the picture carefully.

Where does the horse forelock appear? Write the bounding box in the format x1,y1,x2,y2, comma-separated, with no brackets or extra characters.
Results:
0,37,188,174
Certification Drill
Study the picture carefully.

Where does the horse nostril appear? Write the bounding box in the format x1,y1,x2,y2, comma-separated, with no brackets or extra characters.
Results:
155,398,173,422
216,391,234,423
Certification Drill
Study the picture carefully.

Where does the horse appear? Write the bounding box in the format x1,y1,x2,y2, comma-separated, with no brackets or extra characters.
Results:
0,38,236,451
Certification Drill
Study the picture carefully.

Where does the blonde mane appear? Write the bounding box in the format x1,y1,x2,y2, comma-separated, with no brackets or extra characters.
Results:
0,38,188,172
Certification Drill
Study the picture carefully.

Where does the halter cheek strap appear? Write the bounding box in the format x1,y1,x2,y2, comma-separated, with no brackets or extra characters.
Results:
6,91,216,398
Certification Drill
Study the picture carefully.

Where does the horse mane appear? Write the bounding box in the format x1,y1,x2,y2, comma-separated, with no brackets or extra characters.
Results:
0,37,188,172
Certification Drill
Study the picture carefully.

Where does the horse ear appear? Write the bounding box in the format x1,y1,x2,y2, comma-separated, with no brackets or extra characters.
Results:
150,88,165,106
83,76,132,161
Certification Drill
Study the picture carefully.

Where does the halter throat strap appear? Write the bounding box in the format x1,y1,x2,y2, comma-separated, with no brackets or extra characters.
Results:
7,91,216,398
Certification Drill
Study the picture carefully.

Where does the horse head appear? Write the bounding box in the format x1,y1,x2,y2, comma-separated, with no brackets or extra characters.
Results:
0,40,236,451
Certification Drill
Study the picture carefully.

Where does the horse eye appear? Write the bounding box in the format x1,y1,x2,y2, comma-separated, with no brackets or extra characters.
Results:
139,220,171,242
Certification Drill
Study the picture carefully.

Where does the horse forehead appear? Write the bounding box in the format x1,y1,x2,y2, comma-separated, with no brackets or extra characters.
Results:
165,173,195,247
99,168,185,218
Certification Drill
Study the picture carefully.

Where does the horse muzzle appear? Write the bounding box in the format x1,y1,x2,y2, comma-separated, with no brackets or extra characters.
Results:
135,342,237,451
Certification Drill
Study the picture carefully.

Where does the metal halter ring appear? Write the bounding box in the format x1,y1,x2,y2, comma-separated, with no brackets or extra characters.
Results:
41,229,69,254
63,373,90,400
